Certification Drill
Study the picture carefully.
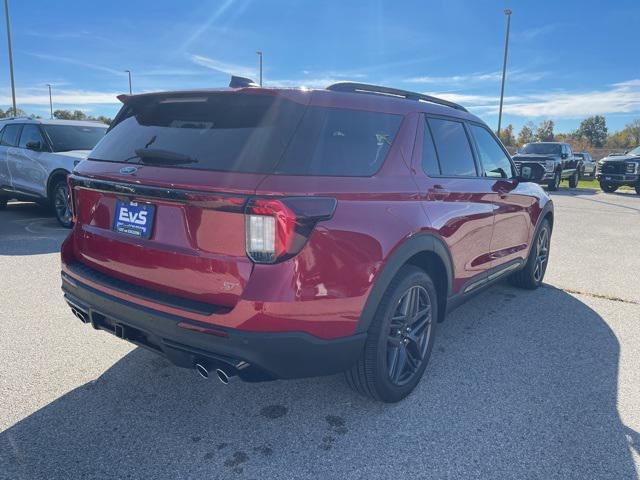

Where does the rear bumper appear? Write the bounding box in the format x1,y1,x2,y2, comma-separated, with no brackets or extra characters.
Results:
61,272,366,381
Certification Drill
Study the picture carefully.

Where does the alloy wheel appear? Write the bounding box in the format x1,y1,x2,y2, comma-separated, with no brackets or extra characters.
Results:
533,227,550,282
54,183,72,226
387,285,433,386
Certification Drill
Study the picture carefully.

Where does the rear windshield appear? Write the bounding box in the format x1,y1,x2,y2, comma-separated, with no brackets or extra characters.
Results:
521,143,561,155
42,125,107,152
89,93,403,176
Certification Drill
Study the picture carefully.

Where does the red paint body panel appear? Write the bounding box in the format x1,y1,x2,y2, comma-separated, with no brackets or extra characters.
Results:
63,87,551,341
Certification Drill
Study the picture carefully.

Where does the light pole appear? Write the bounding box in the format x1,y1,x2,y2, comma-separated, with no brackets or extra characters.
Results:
256,51,263,86
4,0,17,116
46,84,53,118
124,69,132,94
497,8,512,137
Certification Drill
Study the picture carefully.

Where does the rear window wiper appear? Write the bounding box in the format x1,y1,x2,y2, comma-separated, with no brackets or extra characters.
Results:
130,148,198,165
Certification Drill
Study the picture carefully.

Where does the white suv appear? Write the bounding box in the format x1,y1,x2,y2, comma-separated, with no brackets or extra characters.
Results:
0,118,107,226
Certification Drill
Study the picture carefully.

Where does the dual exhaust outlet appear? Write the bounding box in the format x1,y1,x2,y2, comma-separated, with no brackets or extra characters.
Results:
194,362,236,385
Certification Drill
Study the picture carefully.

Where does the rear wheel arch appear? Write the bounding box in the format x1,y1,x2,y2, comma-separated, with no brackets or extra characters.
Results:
47,169,70,202
527,202,554,258
355,233,453,334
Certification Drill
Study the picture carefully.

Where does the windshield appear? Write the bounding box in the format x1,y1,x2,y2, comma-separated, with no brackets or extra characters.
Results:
43,125,107,152
521,143,561,155
626,146,640,156
90,93,403,176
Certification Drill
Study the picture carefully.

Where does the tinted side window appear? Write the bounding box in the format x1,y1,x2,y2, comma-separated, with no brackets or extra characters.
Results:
421,118,440,176
469,124,514,179
1,124,22,147
427,118,477,176
19,125,46,150
276,107,403,176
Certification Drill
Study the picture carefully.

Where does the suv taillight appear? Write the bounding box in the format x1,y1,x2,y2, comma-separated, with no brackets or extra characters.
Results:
245,197,337,264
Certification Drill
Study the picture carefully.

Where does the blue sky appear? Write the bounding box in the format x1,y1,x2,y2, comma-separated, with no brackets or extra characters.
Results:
2,0,639,133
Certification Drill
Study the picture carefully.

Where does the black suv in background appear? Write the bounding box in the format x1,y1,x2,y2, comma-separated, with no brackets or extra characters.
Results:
512,142,582,191
597,146,640,194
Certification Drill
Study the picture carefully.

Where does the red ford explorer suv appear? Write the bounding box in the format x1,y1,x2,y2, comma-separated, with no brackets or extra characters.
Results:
61,80,553,402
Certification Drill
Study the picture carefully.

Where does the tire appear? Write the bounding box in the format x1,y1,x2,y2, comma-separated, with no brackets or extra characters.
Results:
547,171,560,191
600,182,618,193
635,186,640,195
569,170,579,188
345,265,437,403
51,179,73,228
0,197,7,210
510,219,551,290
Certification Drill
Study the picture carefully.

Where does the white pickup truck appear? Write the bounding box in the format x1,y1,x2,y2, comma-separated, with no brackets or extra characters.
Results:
0,118,107,226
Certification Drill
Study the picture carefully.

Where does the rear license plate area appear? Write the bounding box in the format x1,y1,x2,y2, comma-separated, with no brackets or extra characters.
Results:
113,200,155,238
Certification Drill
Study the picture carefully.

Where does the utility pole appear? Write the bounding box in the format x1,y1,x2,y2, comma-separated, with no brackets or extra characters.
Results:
4,0,17,116
256,51,263,86
124,69,132,94
46,84,53,118
497,8,512,137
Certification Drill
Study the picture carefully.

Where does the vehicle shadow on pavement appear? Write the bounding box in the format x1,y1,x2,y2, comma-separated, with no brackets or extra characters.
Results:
1,284,637,479
0,202,67,256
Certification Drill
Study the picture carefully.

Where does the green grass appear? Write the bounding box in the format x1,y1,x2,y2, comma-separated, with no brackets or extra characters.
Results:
576,178,600,190
575,177,634,192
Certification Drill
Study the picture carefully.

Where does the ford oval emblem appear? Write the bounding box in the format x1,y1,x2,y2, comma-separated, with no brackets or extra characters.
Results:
119,166,138,175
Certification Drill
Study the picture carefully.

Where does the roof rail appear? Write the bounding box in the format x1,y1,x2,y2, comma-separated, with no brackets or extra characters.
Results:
326,82,468,112
0,116,32,121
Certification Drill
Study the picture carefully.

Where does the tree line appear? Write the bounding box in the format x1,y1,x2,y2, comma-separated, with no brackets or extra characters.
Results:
0,107,112,125
498,115,640,152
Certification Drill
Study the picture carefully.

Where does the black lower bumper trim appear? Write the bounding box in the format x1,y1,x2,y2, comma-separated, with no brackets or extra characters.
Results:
61,273,367,381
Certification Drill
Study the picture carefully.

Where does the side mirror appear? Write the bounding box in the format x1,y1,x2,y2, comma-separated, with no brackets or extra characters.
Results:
560,153,568,159
25,140,41,151
517,163,545,182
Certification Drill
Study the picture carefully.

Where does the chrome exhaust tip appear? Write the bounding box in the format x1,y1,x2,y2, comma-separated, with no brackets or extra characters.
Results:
215,368,232,385
194,363,209,379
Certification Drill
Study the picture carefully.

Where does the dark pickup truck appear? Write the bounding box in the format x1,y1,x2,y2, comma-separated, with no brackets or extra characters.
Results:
512,142,582,191
597,146,640,194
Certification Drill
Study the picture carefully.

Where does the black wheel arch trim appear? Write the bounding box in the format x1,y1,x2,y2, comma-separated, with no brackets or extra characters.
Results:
47,169,71,201
526,200,554,260
355,232,453,334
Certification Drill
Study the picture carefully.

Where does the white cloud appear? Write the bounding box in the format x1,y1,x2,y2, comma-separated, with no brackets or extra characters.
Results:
27,52,124,76
512,24,560,42
190,54,256,78
180,0,240,51
0,87,121,106
266,77,354,89
406,69,546,85
427,79,640,118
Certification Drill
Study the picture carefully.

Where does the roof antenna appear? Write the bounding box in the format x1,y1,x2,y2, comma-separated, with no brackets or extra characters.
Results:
229,75,259,88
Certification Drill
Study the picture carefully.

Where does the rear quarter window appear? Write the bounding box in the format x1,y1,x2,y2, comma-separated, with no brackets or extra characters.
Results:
275,107,403,176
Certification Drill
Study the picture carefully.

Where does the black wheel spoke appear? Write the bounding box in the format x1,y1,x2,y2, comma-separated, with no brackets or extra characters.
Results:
54,184,72,224
386,284,433,386
392,346,408,383
533,227,550,282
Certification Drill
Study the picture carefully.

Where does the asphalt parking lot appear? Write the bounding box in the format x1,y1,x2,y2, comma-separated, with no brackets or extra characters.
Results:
1,191,639,480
